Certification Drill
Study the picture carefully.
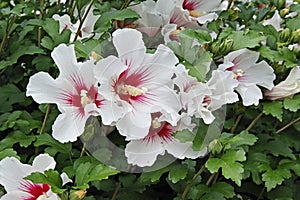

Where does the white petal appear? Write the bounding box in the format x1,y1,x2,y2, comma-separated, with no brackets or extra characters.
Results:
26,72,66,106
51,44,79,80
52,110,87,143
98,100,130,125
0,157,32,192
32,154,56,172
223,49,259,71
197,13,218,24
94,55,128,83
112,28,146,68
117,111,151,140
236,84,262,106
60,172,72,186
165,140,207,159
243,61,275,90
125,139,165,167
0,191,31,200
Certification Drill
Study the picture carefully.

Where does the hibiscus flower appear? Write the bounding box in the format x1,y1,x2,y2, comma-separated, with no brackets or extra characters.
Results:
218,48,276,106
27,44,122,143
94,28,181,140
125,112,207,167
0,154,70,200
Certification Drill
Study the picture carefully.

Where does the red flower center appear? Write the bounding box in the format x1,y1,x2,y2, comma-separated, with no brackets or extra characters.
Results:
20,180,51,200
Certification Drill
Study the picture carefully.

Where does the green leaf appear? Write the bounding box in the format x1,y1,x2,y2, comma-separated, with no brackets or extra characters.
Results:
286,16,300,30
168,164,189,183
0,84,25,113
263,101,283,121
95,8,140,33
173,129,195,143
261,164,292,191
0,44,45,70
26,169,65,194
210,182,235,198
193,122,221,151
227,30,266,50
283,94,300,112
0,148,20,160
224,130,258,150
74,162,119,189
34,134,72,156
206,149,246,186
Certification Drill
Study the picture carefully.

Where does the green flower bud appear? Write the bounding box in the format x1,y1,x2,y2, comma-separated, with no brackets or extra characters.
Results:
219,39,234,55
70,190,87,200
280,28,292,42
290,29,300,43
208,139,223,155
279,8,289,17
277,0,286,9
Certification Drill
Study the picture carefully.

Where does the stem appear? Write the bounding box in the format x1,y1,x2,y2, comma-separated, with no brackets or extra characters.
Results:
40,104,51,134
80,143,86,157
276,116,300,134
111,181,121,200
38,0,45,48
73,0,95,42
245,112,263,132
0,15,17,55
227,0,234,10
257,187,265,200
120,0,132,9
206,173,216,186
182,164,206,199
230,114,243,133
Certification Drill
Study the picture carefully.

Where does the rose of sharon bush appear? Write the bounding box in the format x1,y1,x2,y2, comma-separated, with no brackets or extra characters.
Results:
0,154,70,200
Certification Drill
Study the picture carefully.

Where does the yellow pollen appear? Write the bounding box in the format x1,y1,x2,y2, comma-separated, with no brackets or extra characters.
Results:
91,51,101,61
152,117,162,129
171,29,181,35
234,69,244,79
80,90,92,106
297,28,300,36
189,10,201,17
119,84,147,97
37,194,49,200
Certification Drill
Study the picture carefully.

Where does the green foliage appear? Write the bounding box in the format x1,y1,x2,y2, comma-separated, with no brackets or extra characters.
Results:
0,0,299,199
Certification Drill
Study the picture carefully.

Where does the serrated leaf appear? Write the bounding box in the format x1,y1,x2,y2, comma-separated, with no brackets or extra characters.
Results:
34,134,72,155
283,94,300,112
206,149,246,186
0,84,25,113
0,148,20,160
26,169,65,194
227,30,266,50
74,162,119,189
173,129,195,142
210,182,235,198
263,101,283,121
225,130,258,150
95,9,140,33
261,166,291,191
168,164,189,183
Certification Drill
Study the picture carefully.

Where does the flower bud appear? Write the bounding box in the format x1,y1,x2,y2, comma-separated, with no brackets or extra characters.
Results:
219,39,234,55
208,139,223,155
280,28,292,42
277,0,286,9
290,29,300,43
280,8,289,17
70,190,87,200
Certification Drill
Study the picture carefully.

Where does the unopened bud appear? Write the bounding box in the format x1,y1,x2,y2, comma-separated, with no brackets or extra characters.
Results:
277,0,286,9
70,190,87,200
280,28,292,42
219,39,234,55
208,139,223,155
280,8,289,17
291,30,300,43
